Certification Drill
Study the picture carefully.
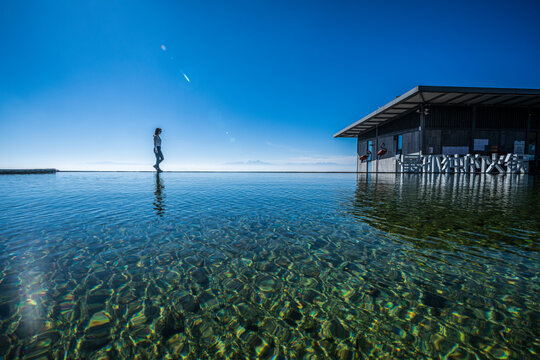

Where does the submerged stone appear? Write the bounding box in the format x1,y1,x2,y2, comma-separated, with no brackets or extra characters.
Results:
156,311,184,340
77,336,111,353
285,309,303,326
87,311,111,329
190,268,209,285
423,292,447,308
322,320,349,340
198,291,220,311
167,333,187,354
173,293,199,314
256,275,280,293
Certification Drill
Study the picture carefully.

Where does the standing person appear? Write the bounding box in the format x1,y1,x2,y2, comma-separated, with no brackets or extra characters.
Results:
153,128,164,172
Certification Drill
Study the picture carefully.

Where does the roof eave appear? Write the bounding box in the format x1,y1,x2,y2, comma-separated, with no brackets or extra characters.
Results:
334,86,420,138
334,85,540,138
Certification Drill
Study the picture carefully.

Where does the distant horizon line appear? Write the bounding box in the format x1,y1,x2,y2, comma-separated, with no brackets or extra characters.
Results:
0,169,358,174
58,170,359,173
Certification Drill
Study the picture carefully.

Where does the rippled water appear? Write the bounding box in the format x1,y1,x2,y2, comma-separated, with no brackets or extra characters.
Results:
0,172,538,359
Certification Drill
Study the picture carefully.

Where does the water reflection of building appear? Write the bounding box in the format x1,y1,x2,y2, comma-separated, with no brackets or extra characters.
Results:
335,86,540,173
350,174,538,249
153,173,165,217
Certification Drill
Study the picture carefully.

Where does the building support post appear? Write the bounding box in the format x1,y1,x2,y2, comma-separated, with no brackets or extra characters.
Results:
419,104,425,156
526,110,531,158
375,125,379,173
356,136,359,173
536,114,540,172
471,106,476,154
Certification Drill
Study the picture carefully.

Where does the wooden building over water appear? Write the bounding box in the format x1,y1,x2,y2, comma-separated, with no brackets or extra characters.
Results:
335,86,540,173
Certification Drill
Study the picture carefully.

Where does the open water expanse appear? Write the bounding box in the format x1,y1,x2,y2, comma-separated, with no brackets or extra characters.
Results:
0,172,538,359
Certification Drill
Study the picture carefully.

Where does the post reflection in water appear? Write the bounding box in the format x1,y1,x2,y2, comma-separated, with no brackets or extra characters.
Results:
153,172,165,217
350,173,539,250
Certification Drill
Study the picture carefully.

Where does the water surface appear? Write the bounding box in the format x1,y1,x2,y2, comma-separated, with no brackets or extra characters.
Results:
0,173,538,359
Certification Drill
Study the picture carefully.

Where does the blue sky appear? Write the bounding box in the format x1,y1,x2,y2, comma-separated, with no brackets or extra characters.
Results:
1,0,539,171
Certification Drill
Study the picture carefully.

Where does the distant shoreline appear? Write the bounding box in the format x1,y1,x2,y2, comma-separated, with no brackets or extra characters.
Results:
1,169,358,174
0,169,57,174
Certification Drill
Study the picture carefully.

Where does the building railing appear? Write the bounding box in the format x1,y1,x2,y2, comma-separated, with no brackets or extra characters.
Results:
395,154,529,174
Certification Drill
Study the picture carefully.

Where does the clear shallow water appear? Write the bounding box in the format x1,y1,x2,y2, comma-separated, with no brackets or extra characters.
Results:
0,172,538,359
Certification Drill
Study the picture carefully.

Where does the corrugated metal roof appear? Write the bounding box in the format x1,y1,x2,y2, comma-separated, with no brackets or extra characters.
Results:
334,86,540,138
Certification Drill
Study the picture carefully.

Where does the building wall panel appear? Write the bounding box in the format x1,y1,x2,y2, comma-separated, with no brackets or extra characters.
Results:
441,129,470,147
476,107,528,129
427,106,471,128
374,135,396,172
532,109,540,129
403,131,420,155
357,140,367,156
375,157,398,173
357,140,368,172
425,129,442,154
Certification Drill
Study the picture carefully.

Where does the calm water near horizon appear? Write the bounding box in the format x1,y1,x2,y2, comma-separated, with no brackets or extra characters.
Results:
0,172,538,359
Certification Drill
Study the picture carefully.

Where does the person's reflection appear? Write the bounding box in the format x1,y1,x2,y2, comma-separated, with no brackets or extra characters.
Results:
153,172,165,217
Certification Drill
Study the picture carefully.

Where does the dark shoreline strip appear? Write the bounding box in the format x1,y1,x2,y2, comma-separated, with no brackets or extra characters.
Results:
0,169,57,175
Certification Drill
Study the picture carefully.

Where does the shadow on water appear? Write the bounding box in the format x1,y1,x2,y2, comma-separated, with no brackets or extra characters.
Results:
349,173,540,252
153,172,165,217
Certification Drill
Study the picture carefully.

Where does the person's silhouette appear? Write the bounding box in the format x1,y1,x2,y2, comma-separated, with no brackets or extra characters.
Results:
153,128,164,172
